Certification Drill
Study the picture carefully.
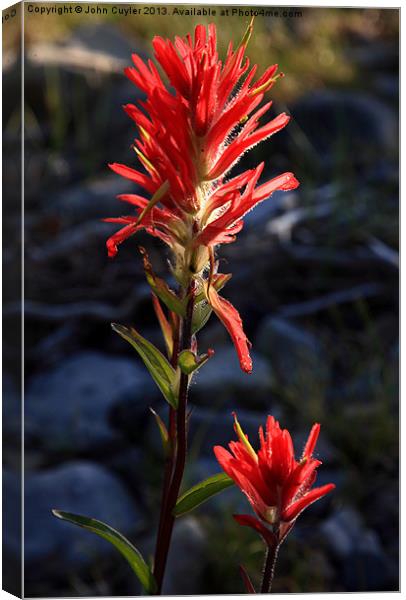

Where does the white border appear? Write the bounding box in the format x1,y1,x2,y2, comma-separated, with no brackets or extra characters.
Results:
0,1,401,599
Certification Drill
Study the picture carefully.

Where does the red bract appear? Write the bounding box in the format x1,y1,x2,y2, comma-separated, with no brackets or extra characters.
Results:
214,414,335,544
106,22,299,373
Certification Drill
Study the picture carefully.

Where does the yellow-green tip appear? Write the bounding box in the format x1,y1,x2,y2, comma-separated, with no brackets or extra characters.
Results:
233,412,258,462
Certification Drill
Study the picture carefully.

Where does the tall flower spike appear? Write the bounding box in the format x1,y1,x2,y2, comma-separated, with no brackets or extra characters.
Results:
106,22,299,372
214,414,335,542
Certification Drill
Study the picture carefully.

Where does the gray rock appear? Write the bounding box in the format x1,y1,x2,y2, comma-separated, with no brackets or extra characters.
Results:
162,517,207,595
191,346,274,407
243,188,299,229
25,352,155,454
69,23,142,64
52,175,135,222
343,529,391,591
319,507,363,559
292,90,397,165
27,24,143,75
16,462,142,580
255,317,328,391
373,74,399,102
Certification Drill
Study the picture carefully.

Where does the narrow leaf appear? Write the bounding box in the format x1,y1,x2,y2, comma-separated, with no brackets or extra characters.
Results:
112,323,177,408
136,179,169,226
149,407,171,456
239,564,256,594
191,300,213,335
140,247,186,316
174,473,234,517
152,294,173,358
51,510,156,594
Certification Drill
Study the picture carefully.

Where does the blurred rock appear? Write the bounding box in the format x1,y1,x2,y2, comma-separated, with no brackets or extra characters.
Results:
191,346,274,407
51,175,134,222
27,24,142,76
18,462,142,580
255,317,328,390
163,517,207,595
319,507,363,559
319,505,391,589
343,530,391,591
25,352,155,455
350,41,398,73
106,447,145,499
291,90,397,168
373,74,399,102
243,188,299,229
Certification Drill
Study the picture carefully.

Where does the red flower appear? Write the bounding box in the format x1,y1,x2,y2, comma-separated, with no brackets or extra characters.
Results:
106,22,299,373
214,414,335,544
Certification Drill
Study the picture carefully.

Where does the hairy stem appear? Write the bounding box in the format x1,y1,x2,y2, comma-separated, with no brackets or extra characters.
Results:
260,540,280,594
153,283,195,594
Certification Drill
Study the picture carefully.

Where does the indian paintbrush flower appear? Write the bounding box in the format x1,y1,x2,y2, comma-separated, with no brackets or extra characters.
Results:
214,413,335,546
105,21,299,374
53,22,332,597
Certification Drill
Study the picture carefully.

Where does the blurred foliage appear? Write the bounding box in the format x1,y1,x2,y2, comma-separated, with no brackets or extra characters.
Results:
21,5,399,101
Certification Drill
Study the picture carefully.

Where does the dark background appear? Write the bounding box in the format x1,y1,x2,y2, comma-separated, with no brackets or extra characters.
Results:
3,4,399,596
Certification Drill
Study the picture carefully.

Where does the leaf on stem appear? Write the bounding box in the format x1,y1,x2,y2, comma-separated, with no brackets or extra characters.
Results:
239,564,256,594
112,323,178,408
191,300,213,335
178,349,214,375
139,247,186,316
194,273,232,304
152,294,173,358
192,273,232,334
149,407,171,456
51,510,157,594
173,473,234,517
136,179,169,226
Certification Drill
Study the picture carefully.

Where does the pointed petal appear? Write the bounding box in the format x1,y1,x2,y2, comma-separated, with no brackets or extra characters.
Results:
253,172,300,203
206,285,252,373
109,163,156,193
233,514,277,546
106,223,137,258
282,483,335,522
302,423,321,459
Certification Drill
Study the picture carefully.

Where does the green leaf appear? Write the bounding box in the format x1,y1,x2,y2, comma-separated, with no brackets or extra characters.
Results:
178,349,214,375
192,274,232,334
112,323,177,408
139,247,186,316
136,179,169,226
191,300,213,335
151,294,173,358
150,407,171,456
194,273,231,304
51,510,156,594
174,473,234,517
